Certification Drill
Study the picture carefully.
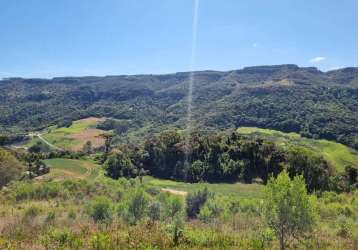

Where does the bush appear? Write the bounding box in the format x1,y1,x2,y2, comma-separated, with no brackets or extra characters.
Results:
251,228,275,250
198,197,223,223
168,196,184,217
337,215,352,238
42,228,82,249
147,200,161,221
168,214,184,245
238,198,260,215
87,196,113,223
125,189,148,224
91,233,112,250
186,188,210,219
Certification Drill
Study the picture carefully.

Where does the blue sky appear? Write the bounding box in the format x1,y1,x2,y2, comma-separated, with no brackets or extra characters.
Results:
1,0,357,78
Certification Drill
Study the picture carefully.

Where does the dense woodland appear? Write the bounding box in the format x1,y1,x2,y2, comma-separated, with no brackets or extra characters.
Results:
103,130,357,193
1,65,358,149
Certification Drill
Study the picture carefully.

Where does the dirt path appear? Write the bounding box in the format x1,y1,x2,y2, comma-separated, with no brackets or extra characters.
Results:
161,188,188,196
34,133,63,151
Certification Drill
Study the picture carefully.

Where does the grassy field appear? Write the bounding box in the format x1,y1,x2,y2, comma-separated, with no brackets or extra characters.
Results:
39,157,263,199
237,127,358,172
42,158,101,180
29,117,106,151
143,176,264,199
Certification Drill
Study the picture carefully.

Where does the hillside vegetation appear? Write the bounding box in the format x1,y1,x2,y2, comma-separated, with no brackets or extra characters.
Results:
1,65,358,249
0,170,356,249
1,64,358,150
237,127,358,173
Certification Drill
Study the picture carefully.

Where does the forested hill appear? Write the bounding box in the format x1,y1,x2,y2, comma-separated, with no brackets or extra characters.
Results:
1,64,358,149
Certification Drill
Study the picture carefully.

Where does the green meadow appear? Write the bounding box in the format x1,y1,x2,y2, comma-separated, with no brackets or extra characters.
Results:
43,158,101,180
143,176,264,199
237,127,358,173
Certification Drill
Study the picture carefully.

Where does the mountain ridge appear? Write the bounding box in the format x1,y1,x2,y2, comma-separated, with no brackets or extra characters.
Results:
2,64,358,81
1,64,358,150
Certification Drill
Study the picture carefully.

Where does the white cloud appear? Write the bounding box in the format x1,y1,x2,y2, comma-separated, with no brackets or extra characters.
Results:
252,43,258,48
310,57,326,63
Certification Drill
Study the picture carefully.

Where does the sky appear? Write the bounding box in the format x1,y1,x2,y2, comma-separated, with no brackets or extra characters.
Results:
1,0,358,78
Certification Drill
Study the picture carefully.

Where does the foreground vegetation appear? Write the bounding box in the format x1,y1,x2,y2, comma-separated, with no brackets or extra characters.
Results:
0,171,357,249
0,121,357,249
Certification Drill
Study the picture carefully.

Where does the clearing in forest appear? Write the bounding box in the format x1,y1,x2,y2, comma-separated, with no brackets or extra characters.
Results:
29,117,107,151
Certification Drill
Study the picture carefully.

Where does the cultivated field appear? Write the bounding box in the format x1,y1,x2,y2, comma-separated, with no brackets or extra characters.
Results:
29,117,107,151
41,158,101,181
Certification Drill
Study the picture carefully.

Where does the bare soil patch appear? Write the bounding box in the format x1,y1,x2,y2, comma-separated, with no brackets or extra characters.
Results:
161,188,188,196
70,129,105,151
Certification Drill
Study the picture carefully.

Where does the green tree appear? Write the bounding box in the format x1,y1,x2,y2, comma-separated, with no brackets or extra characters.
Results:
0,148,24,187
82,141,92,154
263,171,317,250
137,167,149,184
28,141,51,153
104,151,136,179
23,153,42,179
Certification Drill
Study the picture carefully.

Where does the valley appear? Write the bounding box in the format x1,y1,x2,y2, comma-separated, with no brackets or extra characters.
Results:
1,66,357,249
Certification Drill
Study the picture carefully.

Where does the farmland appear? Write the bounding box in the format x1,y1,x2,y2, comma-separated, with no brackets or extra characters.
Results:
28,117,106,151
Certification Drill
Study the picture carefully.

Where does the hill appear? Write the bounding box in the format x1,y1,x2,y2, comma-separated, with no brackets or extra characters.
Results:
1,64,358,149
237,127,358,173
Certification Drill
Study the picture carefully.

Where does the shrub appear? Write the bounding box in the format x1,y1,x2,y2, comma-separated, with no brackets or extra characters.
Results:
250,228,275,250
168,196,184,217
168,214,184,245
337,215,352,238
198,197,223,223
91,233,112,250
186,188,211,219
238,198,260,215
42,228,82,249
147,200,161,221
125,189,149,224
87,196,113,223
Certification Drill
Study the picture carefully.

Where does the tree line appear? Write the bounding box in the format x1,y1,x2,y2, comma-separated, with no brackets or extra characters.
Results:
104,130,357,192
